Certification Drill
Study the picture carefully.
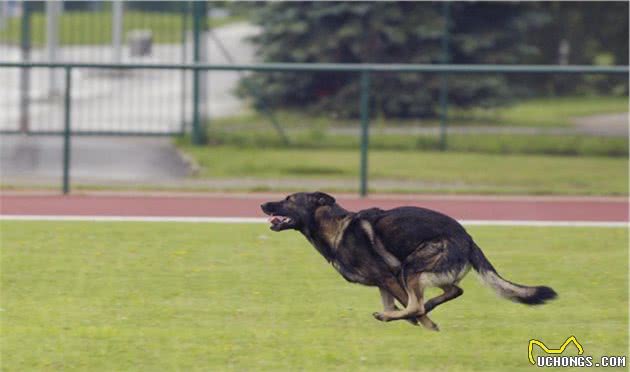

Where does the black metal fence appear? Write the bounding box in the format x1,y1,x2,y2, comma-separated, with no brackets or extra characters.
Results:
0,1,236,136
1,60,627,195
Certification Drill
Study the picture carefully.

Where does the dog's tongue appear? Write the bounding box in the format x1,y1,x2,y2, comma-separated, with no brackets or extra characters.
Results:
268,216,282,224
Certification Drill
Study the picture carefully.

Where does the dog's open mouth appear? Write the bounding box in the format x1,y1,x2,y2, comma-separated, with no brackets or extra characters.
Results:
267,215,294,231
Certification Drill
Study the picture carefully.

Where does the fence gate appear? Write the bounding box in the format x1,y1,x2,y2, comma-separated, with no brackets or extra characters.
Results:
0,1,195,136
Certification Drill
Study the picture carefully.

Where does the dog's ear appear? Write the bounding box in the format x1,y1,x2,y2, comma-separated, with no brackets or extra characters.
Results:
313,192,335,206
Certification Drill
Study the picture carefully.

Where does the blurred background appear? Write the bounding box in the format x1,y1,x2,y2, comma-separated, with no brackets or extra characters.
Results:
0,1,628,196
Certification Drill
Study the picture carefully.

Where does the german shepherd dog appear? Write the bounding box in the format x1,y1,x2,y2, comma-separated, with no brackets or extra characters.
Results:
261,192,557,331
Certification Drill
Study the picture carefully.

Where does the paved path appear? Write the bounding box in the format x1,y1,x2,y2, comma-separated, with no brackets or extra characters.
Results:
1,135,190,183
328,112,628,138
1,193,627,222
0,175,518,193
573,113,628,137
0,23,257,184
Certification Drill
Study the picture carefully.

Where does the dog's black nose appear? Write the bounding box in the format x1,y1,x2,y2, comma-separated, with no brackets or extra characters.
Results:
260,203,268,212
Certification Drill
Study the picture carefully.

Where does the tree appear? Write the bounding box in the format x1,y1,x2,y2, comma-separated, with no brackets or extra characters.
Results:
239,2,551,118
521,1,628,95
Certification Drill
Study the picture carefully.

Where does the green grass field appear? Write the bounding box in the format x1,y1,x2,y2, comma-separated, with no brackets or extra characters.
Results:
195,96,629,158
0,11,242,46
175,95,628,195
214,96,628,131
449,96,629,127
1,221,627,371
194,130,628,157
177,145,628,195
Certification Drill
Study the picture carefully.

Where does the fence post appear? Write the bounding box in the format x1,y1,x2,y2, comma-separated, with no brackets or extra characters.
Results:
46,0,62,98
180,1,189,134
439,1,451,151
19,1,31,133
112,0,124,64
191,1,207,145
359,70,370,197
62,67,72,194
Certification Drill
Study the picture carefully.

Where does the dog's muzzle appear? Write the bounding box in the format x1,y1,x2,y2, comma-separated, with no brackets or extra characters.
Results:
261,202,295,231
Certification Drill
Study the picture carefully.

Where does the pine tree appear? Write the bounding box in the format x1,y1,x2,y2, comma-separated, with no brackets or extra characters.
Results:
239,2,551,118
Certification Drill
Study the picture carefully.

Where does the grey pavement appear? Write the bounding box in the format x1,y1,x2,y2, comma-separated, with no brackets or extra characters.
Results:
328,113,628,137
572,113,628,137
0,135,190,184
1,22,257,185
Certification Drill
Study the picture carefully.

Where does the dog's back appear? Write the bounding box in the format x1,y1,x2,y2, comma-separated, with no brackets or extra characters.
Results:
359,206,472,260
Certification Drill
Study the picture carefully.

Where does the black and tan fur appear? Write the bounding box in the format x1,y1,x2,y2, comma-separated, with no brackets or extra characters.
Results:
261,192,557,331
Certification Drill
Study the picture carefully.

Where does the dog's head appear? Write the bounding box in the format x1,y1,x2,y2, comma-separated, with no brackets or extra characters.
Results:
260,192,336,232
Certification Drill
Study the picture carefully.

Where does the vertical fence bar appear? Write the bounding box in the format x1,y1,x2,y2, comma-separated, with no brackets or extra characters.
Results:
19,1,31,133
62,67,72,194
180,1,189,134
439,2,451,151
192,66,203,144
191,1,207,145
0,1,4,30
112,1,124,64
46,0,62,97
359,70,370,197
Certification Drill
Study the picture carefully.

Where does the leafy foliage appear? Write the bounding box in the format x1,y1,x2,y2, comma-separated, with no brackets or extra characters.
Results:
239,2,627,118
239,2,550,118
520,2,629,96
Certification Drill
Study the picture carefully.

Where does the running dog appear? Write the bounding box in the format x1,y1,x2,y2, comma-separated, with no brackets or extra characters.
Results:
260,192,557,330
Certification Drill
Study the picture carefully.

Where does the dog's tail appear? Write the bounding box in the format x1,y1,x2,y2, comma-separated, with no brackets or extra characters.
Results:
468,242,557,305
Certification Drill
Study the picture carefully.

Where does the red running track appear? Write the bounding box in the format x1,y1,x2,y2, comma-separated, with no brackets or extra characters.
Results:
0,193,627,222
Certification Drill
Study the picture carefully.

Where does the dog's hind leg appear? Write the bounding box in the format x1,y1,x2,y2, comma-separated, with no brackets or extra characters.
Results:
379,287,397,310
424,285,464,314
378,286,419,326
373,272,439,331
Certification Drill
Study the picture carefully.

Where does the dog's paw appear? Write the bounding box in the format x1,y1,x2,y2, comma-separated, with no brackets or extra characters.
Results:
372,312,389,322
406,317,420,326
418,320,440,332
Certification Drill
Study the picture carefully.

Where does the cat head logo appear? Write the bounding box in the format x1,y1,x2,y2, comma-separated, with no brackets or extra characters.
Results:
528,336,584,365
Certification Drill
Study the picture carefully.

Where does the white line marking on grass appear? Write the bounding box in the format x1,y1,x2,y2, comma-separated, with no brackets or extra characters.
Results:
460,220,628,228
0,215,627,227
0,215,268,223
